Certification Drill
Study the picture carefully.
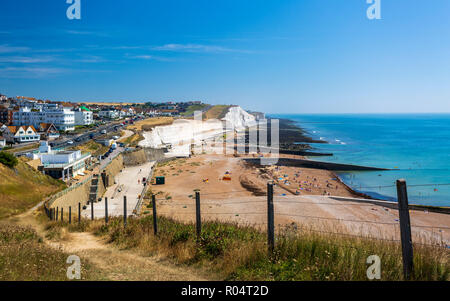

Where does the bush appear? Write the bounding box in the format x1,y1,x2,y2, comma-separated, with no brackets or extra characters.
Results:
0,151,18,168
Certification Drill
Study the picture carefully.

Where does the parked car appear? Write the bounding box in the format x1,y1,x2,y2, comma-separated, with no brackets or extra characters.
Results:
67,140,74,145
101,130,107,134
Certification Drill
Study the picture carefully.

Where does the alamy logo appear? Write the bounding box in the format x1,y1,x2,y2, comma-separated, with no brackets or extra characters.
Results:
366,255,381,280
366,0,381,20
66,0,81,20
66,255,81,280
190,111,279,166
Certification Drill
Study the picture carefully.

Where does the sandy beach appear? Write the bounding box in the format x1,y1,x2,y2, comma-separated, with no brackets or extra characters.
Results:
146,153,450,246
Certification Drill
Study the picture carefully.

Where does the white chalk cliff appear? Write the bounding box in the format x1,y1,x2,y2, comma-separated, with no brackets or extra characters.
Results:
139,106,256,157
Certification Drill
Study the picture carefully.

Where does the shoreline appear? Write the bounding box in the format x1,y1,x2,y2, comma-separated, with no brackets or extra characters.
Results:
277,116,450,212
274,117,369,200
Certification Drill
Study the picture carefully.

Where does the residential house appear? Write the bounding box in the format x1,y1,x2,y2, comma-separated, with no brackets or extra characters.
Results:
74,106,94,126
98,110,119,120
3,125,40,143
38,123,60,140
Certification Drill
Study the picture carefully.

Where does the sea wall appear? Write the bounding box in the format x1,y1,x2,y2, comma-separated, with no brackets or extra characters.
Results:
47,154,123,213
102,154,124,186
244,158,388,171
122,149,148,167
143,148,166,161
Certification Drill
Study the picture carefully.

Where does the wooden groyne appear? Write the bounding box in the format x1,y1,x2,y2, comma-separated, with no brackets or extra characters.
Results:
244,158,388,171
279,149,333,157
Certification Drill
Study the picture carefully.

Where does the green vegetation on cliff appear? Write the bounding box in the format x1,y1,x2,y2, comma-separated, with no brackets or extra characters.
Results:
0,158,65,219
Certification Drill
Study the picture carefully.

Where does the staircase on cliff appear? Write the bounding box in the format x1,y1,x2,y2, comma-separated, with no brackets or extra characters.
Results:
88,174,100,204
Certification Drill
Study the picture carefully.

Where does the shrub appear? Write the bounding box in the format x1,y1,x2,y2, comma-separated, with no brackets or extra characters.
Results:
0,151,18,168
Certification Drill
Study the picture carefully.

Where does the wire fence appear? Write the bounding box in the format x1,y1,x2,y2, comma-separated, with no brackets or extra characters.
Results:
47,179,450,280
149,191,449,249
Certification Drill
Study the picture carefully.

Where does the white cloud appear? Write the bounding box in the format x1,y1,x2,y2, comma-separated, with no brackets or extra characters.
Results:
152,43,234,53
126,54,172,62
75,55,105,63
0,67,67,78
0,56,55,63
0,44,30,53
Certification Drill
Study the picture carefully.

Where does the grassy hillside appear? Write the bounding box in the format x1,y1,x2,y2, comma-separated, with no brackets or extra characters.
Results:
127,117,173,131
204,105,231,120
0,223,96,280
70,140,109,157
181,104,209,116
53,216,449,281
0,158,65,219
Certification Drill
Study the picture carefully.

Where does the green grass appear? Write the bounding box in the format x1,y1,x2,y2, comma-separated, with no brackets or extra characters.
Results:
0,223,95,280
0,159,66,219
180,104,209,116
77,216,449,281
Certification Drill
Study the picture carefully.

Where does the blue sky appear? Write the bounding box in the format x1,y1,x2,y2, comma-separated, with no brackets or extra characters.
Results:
0,0,449,113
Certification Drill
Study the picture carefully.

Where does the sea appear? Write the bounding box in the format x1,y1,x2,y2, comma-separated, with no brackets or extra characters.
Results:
271,114,450,207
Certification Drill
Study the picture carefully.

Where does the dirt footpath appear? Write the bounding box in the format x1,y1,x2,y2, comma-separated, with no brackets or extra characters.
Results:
10,201,211,281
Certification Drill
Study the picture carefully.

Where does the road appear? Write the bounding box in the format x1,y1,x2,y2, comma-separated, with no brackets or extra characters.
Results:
12,121,129,156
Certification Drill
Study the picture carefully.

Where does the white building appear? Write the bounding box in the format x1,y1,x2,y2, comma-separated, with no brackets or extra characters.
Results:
74,107,94,126
33,142,91,181
0,136,6,148
3,125,40,143
13,105,75,132
99,110,119,120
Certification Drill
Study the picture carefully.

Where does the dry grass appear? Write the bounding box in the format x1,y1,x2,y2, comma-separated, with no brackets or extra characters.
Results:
204,105,231,120
119,133,143,147
0,159,66,220
70,140,109,157
50,215,449,281
0,223,96,280
127,117,173,131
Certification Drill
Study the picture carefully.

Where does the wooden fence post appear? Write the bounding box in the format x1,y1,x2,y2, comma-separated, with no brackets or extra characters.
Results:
69,206,72,224
123,196,127,227
152,194,158,236
105,197,108,224
267,182,275,254
91,201,94,221
195,191,201,239
61,208,64,222
396,179,414,280
78,202,81,223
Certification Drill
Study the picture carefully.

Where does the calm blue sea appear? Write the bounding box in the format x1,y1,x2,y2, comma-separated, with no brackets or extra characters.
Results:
271,114,450,207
